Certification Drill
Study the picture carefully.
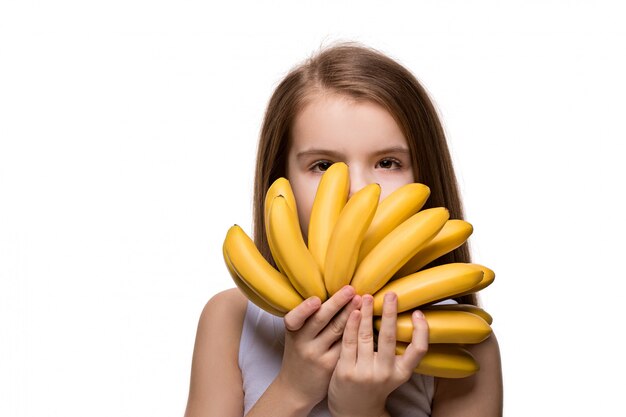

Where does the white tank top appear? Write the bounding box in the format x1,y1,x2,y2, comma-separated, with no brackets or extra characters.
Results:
238,301,434,416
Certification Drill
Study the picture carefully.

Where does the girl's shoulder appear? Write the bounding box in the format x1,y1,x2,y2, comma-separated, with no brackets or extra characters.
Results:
199,287,248,330
185,288,248,415
193,288,249,360
431,332,503,415
205,287,248,309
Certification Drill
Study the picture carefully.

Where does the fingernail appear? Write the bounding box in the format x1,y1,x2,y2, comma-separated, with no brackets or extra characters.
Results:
342,285,355,296
384,292,397,302
413,310,424,319
363,295,372,305
308,297,321,308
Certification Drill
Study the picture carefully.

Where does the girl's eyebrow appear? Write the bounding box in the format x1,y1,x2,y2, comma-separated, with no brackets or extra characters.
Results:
296,149,343,160
371,146,411,156
296,146,410,160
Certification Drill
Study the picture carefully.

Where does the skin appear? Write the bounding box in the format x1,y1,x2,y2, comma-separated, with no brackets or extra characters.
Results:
327,293,429,417
184,93,503,417
286,93,415,238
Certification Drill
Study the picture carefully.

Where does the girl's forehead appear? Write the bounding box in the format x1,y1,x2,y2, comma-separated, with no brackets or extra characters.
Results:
291,94,408,152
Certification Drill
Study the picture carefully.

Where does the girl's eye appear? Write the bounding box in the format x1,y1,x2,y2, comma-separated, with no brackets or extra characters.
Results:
377,158,401,169
311,161,333,172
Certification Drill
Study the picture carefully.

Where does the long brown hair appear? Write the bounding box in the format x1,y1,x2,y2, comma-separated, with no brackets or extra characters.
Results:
253,42,478,306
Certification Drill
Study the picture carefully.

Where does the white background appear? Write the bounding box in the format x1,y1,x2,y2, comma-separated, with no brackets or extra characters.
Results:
1,1,624,416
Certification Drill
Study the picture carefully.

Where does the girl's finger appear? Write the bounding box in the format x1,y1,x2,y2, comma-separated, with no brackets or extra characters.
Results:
301,285,356,337
376,292,398,368
318,294,362,348
357,294,375,363
338,309,361,367
397,310,429,374
284,296,322,332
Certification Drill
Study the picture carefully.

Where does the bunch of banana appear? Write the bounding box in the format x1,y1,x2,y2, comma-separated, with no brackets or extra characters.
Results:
222,162,496,378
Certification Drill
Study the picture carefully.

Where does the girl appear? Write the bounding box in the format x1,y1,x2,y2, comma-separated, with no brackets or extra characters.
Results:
184,43,503,417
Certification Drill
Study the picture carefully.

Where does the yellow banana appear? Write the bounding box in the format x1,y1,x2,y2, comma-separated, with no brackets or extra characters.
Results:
264,177,298,274
395,342,479,378
324,183,381,295
422,303,493,325
268,195,327,300
223,224,303,311
307,162,350,271
357,183,431,264
465,264,496,294
375,309,492,344
223,246,287,316
372,263,484,315
449,264,496,299
352,207,450,296
395,219,473,277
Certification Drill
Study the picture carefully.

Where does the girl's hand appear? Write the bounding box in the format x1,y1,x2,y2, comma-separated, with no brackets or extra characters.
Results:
275,285,362,411
327,292,429,417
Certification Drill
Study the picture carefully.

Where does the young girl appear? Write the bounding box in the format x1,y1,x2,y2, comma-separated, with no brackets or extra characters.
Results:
184,43,503,417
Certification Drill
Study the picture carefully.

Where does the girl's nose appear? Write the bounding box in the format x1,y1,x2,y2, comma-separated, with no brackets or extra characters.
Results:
348,166,372,198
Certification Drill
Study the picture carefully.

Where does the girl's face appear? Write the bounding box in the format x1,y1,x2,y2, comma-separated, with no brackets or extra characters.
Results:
286,93,415,237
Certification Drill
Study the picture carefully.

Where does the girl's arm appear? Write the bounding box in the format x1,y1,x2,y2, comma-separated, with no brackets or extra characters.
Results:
184,288,247,417
183,288,314,417
245,286,361,417
430,333,503,417
184,286,362,417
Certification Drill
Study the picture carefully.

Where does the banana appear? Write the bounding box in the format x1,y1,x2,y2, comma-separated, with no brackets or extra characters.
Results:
449,263,496,299
372,263,484,315
395,219,473,277
422,303,493,325
352,207,450,296
465,264,496,294
223,246,287,316
268,195,327,300
307,162,350,271
324,183,381,295
223,224,304,311
395,342,479,378
264,177,298,274
375,309,492,344
357,183,431,264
